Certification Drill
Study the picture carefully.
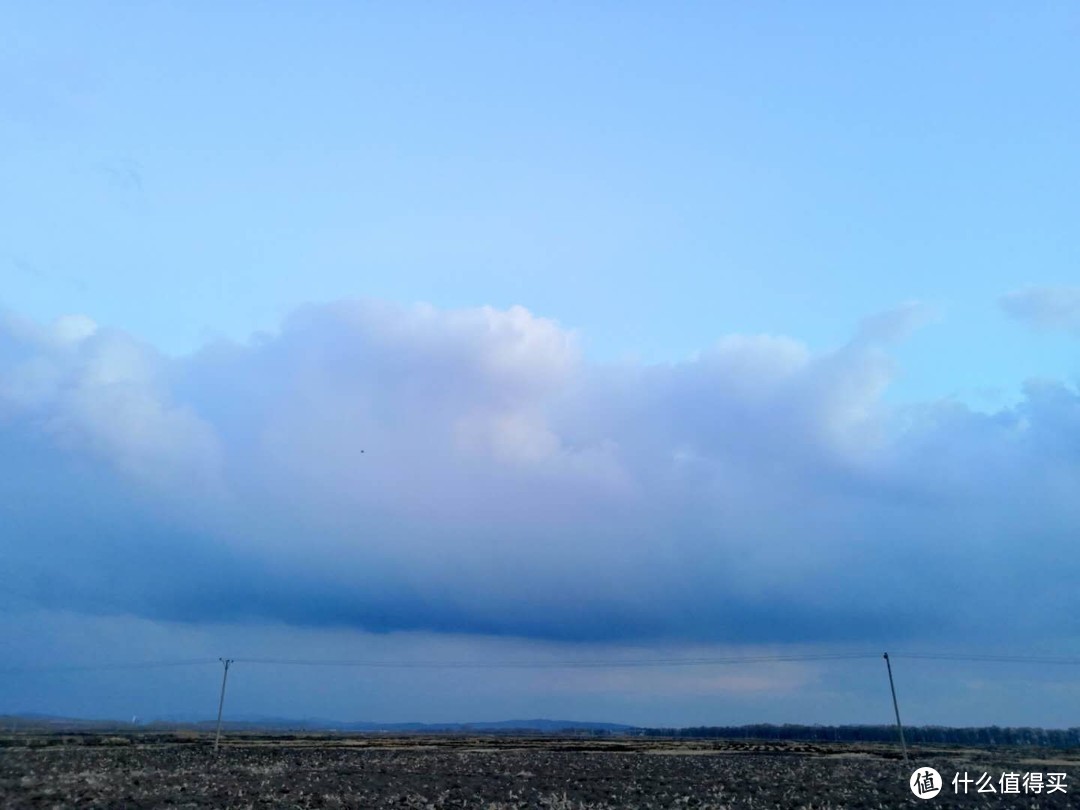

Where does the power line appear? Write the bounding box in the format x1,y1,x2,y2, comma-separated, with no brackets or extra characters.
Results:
3,651,1079,675
233,652,878,669
891,652,1080,665
234,652,1080,668
0,659,220,675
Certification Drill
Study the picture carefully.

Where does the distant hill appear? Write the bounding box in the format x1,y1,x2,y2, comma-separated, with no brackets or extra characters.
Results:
203,716,638,733
351,719,635,733
1,713,636,734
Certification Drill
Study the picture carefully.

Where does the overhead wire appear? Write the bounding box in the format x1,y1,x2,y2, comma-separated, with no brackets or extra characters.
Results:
0,658,221,675
234,652,878,668
4,650,1079,674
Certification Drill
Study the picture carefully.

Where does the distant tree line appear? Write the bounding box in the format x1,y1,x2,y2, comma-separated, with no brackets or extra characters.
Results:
640,724,1080,748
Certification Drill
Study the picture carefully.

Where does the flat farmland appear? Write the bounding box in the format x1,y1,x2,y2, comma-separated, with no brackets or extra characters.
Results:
1,735,1077,808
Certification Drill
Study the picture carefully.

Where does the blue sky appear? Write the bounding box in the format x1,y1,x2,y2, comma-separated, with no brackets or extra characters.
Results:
2,3,1080,726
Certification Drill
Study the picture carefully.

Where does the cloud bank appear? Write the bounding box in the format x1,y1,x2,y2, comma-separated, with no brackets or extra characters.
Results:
1,300,1078,647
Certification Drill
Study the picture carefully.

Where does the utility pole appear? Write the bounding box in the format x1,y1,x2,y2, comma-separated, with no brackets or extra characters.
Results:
883,653,908,764
214,658,233,754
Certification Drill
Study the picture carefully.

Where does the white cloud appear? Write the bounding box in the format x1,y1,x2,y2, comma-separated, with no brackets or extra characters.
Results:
1000,286,1080,334
0,313,222,489
854,300,937,345
0,299,1077,649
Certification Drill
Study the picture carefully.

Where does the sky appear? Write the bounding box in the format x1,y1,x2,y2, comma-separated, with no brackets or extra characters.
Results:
2,2,1080,728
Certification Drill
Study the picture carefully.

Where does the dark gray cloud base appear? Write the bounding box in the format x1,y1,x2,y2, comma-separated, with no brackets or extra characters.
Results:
1,301,1078,646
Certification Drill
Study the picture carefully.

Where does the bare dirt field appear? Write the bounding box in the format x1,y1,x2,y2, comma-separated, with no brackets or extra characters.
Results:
1,734,1077,809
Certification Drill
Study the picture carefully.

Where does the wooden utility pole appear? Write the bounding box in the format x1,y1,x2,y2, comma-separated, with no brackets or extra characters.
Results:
883,653,909,764
214,658,233,754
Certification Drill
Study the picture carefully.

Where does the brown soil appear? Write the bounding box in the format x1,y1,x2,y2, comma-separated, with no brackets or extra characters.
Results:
1,735,1076,808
